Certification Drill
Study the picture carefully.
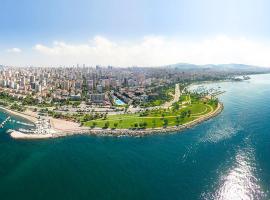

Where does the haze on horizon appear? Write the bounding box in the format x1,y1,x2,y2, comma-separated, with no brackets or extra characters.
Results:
1,0,270,67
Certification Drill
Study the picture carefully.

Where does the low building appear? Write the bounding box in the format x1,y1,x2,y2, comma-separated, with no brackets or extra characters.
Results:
89,93,105,104
70,93,81,100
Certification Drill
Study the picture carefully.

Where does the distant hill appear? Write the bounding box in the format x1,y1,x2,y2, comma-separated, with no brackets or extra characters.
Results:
164,63,270,72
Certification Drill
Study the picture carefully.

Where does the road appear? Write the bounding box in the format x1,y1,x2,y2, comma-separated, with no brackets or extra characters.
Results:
162,83,181,109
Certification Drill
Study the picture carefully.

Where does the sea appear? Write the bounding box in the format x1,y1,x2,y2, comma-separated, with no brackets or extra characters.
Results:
0,73,270,200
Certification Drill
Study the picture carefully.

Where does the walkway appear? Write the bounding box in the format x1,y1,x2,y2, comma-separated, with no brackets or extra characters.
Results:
162,83,181,109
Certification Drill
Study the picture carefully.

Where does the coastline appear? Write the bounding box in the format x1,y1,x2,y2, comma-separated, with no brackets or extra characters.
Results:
0,106,38,123
7,102,224,139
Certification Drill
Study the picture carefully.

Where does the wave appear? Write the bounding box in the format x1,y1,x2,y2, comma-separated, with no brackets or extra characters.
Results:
200,118,242,143
181,118,241,163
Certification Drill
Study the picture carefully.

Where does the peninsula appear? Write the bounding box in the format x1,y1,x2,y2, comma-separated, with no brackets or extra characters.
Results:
0,64,260,139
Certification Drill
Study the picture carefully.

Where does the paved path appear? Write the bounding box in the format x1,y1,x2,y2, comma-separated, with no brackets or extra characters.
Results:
162,83,181,109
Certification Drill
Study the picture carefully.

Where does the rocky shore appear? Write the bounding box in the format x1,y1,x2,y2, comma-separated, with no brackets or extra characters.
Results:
10,102,224,139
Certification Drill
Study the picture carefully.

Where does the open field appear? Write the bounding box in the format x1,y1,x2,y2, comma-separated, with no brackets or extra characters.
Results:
84,99,217,129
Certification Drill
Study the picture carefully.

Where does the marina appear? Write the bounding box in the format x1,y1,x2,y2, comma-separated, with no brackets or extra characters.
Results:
17,117,56,135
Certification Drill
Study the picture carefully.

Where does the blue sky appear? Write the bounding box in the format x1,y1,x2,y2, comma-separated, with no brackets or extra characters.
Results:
1,0,270,66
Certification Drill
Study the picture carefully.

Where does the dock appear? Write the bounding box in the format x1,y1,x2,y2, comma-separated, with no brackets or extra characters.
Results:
211,91,226,97
0,116,11,128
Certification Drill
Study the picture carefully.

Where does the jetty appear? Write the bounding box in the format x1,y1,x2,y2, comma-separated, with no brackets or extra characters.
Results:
211,91,226,97
0,116,11,128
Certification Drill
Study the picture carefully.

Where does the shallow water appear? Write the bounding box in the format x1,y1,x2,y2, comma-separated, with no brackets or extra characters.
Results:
0,74,270,200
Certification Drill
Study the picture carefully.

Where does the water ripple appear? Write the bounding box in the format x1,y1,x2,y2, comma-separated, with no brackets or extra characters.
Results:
200,118,242,143
202,147,267,200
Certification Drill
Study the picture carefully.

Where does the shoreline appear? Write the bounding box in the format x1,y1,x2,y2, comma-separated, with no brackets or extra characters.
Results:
8,102,224,139
0,106,38,123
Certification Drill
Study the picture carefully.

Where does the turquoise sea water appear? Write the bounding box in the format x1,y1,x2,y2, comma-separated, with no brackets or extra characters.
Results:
1,74,270,200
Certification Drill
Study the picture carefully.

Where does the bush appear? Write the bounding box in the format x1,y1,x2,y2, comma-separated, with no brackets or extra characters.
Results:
163,118,168,128
103,121,110,129
91,122,97,128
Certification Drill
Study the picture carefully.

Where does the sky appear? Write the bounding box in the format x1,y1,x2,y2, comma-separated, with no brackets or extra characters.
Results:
1,0,270,67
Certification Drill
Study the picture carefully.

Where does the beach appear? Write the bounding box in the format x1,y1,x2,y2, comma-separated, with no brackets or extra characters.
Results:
8,110,90,139
0,106,89,139
0,106,38,123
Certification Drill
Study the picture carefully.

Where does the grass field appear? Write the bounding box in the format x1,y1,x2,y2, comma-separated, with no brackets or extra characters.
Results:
83,97,218,129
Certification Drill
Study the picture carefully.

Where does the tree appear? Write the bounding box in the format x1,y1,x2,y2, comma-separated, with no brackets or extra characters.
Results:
94,113,100,119
187,110,191,117
143,122,147,129
113,122,118,129
176,116,180,126
139,122,145,128
134,123,138,128
163,118,168,128
181,111,187,118
72,101,80,107
83,114,92,122
103,121,110,129
161,113,165,119
152,119,156,128
91,122,97,128
22,95,37,105
172,102,180,111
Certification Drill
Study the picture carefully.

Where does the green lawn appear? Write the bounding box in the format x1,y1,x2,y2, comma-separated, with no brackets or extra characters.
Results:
83,100,217,129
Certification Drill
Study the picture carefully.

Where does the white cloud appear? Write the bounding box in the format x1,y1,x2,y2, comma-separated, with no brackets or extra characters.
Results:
31,35,270,67
7,47,22,53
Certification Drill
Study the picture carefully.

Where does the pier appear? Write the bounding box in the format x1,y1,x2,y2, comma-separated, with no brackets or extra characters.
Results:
211,91,226,97
0,116,11,128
